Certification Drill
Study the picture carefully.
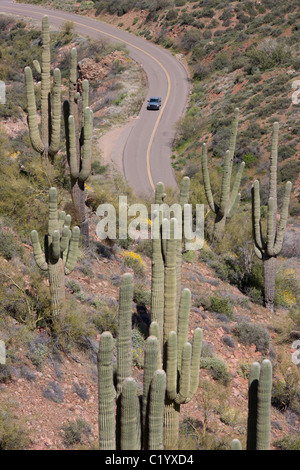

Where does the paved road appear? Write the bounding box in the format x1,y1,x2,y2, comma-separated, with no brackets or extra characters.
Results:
0,0,190,197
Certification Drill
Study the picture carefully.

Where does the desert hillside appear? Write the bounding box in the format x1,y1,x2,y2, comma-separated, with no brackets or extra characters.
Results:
0,0,299,451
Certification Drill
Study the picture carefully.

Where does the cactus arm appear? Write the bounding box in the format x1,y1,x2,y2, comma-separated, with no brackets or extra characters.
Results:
58,211,66,230
227,193,241,219
179,176,190,206
120,377,138,450
174,342,191,405
64,214,72,230
97,331,116,450
148,370,166,450
51,230,61,260
266,197,275,256
117,273,134,395
269,122,279,202
30,230,48,271
82,79,89,115
231,439,242,450
177,288,190,373
154,181,166,205
252,180,264,252
68,115,79,179
273,181,292,255
33,59,41,74
163,219,177,347
48,68,61,157
246,361,261,450
166,331,177,401
24,66,44,154
219,150,232,217
228,108,239,161
187,327,203,400
40,15,51,149
64,226,80,274
142,335,159,447
60,226,71,254
48,187,59,236
201,143,218,213
256,359,272,450
227,161,245,218
79,107,93,182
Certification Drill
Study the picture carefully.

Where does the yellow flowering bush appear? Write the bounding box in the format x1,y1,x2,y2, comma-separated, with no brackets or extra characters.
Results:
275,268,300,308
123,251,145,277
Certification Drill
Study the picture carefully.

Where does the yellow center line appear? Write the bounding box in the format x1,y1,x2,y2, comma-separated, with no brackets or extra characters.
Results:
2,5,172,192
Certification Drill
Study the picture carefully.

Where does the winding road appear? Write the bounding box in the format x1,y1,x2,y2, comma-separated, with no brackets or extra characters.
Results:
0,0,190,196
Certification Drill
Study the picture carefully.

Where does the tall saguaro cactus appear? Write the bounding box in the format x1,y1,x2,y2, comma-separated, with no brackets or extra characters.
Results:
64,47,93,246
24,16,61,166
30,187,80,324
97,273,167,450
231,359,272,450
201,108,245,242
251,122,292,312
151,182,203,449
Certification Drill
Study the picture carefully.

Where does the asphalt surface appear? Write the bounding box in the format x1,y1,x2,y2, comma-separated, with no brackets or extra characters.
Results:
0,0,190,197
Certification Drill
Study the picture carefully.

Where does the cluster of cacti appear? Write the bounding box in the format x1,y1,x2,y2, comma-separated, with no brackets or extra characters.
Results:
21,16,288,453
231,359,272,450
64,47,93,247
251,122,292,312
151,179,203,450
24,16,61,167
201,108,245,242
24,17,93,247
97,273,167,450
30,187,80,325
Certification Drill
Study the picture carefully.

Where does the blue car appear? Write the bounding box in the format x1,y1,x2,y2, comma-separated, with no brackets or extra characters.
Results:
147,97,161,110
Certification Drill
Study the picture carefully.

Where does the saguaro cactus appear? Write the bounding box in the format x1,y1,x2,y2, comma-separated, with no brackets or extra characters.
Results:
251,122,292,312
231,359,272,450
64,47,93,246
24,16,61,166
151,183,203,449
30,187,80,324
163,220,203,449
97,273,167,450
201,108,244,242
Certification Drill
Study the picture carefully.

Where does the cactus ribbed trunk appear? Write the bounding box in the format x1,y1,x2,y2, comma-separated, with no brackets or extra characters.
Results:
97,332,116,450
48,259,66,322
164,400,180,450
263,255,276,313
71,179,89,244
212,211,227,243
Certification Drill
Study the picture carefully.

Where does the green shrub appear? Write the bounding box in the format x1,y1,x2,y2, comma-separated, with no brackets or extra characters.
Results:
271,371,300,412
209,294,234,317
132,327,145,369
133,283,151,307
234,322,270,353
242,152,258,168
62,418,91,448
200,357,231,385
278,160,300,183
0,403,29,450
0,229,23,260
274,436,300,451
